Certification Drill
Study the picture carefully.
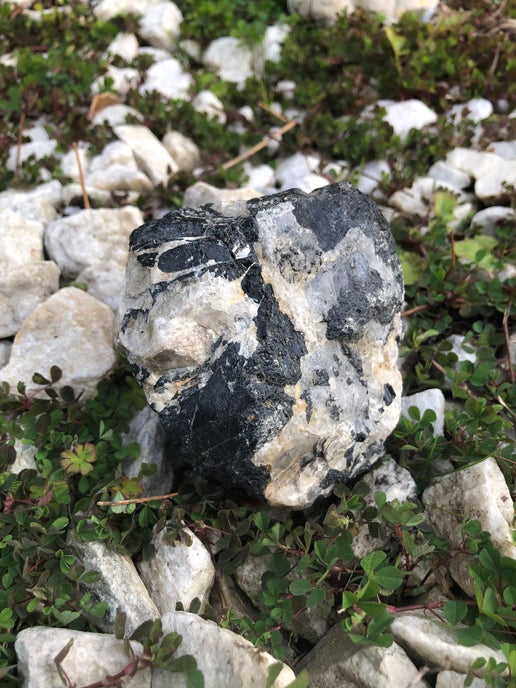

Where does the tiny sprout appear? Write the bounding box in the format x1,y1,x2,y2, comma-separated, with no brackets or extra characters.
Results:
60,442,97,476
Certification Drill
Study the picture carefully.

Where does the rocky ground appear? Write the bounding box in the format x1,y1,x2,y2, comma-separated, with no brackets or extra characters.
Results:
1,1,515,687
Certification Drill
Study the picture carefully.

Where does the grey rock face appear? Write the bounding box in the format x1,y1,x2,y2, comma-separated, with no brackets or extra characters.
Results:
118,183,403,508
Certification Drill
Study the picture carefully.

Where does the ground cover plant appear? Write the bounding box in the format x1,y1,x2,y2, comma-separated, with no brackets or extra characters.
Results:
0,0,515,686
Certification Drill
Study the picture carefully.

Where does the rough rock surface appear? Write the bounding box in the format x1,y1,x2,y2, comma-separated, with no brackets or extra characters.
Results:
153,611,296,688
1,287,116,399
118,183,403,508
422,457,516,596
15,627,149,688
297,621,429,688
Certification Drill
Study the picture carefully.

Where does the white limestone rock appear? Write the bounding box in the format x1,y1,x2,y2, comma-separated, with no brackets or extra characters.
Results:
182,182,262,209
1,210,45,271
91,104,144,127
253,23,291,73
380,99,438,140
436,670,490,688
275,152,329,192
401,388,445,436
203,37,254,86
0,287,116,400
192,90,227,125
243,163,276,194
352,457,417,559
86,166,153,195
118,183,404,508
471,206,516,235
287,0,353,24
9,440,37,473
105,32,139,62
93,0,161,20
446,147,516,202
7,138,57,172
448,97,493,125
115,124,180,185
44,206,143,278
72,537,160,635
0,341,12,369
391,611,508,677
140,58,193,101
89,141,139,173
92,66,139,96
138,1,182,51
121,404,173,496
423,458,516,595
138,525,215,613
486,140,516,159
15,627,149,688
235,554,331,643
0,180,63,211
427,160,472,191
162,131,201,172
153,612,296,688
76,260,127,311
296,622,429,688
0,260,60,338
356,159,391,196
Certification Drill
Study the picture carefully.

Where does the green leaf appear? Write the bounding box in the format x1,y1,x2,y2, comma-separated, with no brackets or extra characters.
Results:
289,578,313,596
374,566,403,593
306,588,326,608
361,551,387,575
398,249,426,286
265,663,283,688
443,600,468,625
456,625,483,646
284,671,310,688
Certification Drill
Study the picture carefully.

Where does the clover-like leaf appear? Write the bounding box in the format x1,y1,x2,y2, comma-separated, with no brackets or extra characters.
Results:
60,443,97,476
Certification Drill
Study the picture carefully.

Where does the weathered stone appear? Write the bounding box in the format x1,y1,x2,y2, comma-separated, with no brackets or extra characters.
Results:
379,99,437,140
114,124,180,186
182,181,262,209
235,553,331,643
296,621,429,688
288,0,353,24
139,58,193,102
1,210,45,271
436,670,489,688
203,37,254,85
121,404,173,496
153,612,296,688
1,287,116,400
71,537,160,635
138,525,215,613
162,131,201,173
422,457,516,596
0,260,60,338
44,206,144,279
118,183,403,508
391,611,508,677
138,1,182,51
400,388,445,436
351,457,417,559
192,90,227,124
15,627,149,688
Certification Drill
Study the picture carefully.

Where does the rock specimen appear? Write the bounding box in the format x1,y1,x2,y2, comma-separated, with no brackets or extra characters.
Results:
118,182,403,508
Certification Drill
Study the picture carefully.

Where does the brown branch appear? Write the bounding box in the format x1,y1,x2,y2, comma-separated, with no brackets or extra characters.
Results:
502,299,514,384
14,112,25,184
97,491,178,507
258,101,290,123
72,142,90,209
402,304,429,317
222,117,299,171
